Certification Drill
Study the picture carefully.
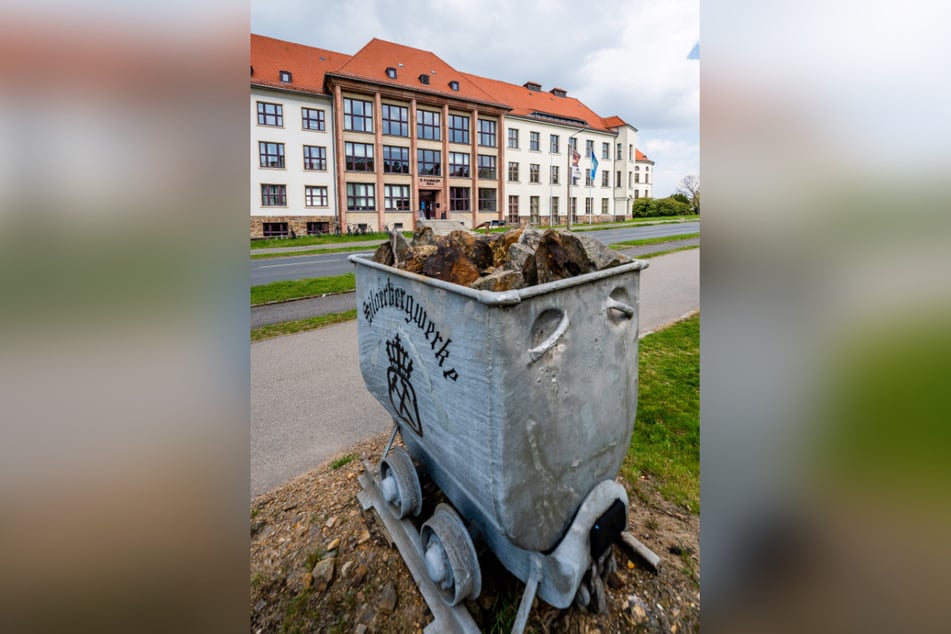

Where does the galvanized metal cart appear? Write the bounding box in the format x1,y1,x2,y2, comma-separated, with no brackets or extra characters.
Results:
351,251,648,633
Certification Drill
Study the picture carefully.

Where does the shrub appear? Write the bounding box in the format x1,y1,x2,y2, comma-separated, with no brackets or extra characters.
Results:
631,196,692,218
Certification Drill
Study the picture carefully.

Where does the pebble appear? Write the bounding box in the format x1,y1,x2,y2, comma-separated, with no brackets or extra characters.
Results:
340,560,355,579
379,581,398,613
627,561,635,570
326,538,340,552
354,625,367,634
311,557,335,592
357,528,371,544
352,564,369,586
325,516,337,529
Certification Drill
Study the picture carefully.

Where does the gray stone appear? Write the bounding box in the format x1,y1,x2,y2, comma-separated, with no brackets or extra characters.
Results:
505,242,535,272
574,232,630,269
518,227,543,250
378,581,398,614
470,268,524,292
311,556,335,592
391,231,411,263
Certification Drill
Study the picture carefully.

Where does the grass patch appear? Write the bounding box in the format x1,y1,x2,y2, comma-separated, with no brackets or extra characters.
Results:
610,232,701,249
624,314,700,513
251,273,355,306
251,245,379,260
330,454,356,470
251,310,357,342
251,232,409,249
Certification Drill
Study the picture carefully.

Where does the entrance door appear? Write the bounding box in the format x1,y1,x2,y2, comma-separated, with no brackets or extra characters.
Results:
419,190,438,219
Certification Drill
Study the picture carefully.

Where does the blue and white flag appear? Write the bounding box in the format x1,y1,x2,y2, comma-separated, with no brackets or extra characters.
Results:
589,148,599,180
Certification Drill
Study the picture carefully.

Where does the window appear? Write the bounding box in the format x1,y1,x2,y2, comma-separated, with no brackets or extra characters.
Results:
257,101,283,127
305,185,328,207
477,155,496,179
419,73,430,85
617,143,622,160
449,187,470,211
634,190,640,200
585,170,592,187
616,170,621,187
507,128,519,149
386,67,397,79
303,145,326,171
344,142,374,172
449,80,459,91
508,195,519,219
646,165,650,172
279,70,291,83
585,197,593,215
448,114,469,144
635,165,640,171
601,198,609,215
602,142,610,159
307,221,330,235
258,142,284,168
551,196,559,214
529,131,540,151
343,97,373,132
585,140,594,157
346,183,375,210
478,188,497,212
551,165,559,185
449,152,470,177
302,108,326,131
417,148,441,176
570,197,577,216
384,184,411,211
530,196,540,221
382,145,410,174
507,161,519,182
530,163,540,183
635,173,640,183
262,222,288,237
382,104,409,137
478,119,496,146
629,144,634,161
602,171,609,187
417,109,441,141
629,172,633,188
550,134,560,153
568,137,578,153
261,184,286,206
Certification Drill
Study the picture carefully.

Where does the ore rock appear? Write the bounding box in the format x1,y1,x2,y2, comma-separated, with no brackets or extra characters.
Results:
421,243,481,286
470,268,525,292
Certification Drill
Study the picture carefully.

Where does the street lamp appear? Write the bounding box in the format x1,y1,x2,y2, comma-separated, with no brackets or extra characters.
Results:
566,126,587,231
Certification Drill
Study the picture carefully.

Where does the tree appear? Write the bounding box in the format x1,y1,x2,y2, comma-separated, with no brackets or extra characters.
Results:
677,175,700,214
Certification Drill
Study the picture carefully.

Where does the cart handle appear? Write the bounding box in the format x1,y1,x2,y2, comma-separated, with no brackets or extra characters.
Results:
606,297,635,319
528,312,570,362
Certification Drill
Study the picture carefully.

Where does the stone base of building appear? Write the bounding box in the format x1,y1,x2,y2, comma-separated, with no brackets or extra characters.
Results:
250,215,337,239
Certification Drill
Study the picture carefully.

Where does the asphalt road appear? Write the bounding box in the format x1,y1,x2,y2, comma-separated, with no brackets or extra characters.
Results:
250,247,700,498
250,221,699,285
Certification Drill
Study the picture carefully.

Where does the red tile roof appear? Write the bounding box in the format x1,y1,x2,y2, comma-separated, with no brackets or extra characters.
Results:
636,149,653,162
463,72,612,132
250,34,633,134
330,38,504,107
250,34,348,95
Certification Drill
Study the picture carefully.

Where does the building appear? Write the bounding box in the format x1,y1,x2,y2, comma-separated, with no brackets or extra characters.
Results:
634,149,655,200
250,34,652,238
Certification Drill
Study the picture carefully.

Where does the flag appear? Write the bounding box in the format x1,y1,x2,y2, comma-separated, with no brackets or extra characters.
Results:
589,148,599,180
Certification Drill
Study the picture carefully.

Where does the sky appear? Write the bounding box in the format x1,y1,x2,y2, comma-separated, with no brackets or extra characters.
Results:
250,0,699,198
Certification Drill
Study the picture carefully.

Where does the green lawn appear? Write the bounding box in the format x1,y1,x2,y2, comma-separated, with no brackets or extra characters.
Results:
250,273,355,306
250,310,358,342
610,232,700,249
624,313,700,513
251,232,409,249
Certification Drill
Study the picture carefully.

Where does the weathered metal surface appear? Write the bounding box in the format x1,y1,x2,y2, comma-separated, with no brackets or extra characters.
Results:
351,253,647,550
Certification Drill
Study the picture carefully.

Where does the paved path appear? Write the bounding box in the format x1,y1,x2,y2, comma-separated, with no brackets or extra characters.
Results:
251,247,699,497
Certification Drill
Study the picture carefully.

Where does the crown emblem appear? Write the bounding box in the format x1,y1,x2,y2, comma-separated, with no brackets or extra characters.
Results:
386,334,414,381
386,334,422,436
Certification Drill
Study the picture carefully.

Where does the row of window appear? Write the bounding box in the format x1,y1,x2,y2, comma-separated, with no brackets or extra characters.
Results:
259,142,327,170
256,100,642,163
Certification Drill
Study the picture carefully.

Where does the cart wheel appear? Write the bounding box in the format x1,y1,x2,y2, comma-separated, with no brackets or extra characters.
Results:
420,504,481,606
379,447,422,519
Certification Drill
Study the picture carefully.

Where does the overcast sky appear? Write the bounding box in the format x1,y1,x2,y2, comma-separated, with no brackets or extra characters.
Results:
251,0,699,197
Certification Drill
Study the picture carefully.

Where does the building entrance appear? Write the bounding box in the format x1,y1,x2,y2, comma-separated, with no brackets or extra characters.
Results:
418,190,442,219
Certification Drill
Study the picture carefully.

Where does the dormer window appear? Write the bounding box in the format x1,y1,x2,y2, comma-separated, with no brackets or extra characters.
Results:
449,80,459,91
523,81,542,92
386,67,397,79
279,70,292,83
419,74,430,85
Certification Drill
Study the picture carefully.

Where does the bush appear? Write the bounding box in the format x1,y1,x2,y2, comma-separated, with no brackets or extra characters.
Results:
631,196,692,218
670,192,690,205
